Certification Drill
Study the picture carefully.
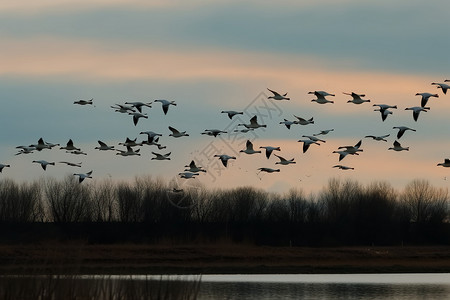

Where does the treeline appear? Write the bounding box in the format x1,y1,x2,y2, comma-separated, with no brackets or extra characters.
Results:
0,176,448,246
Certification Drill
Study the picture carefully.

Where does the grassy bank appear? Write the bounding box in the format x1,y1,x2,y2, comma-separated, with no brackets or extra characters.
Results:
0,243,449,275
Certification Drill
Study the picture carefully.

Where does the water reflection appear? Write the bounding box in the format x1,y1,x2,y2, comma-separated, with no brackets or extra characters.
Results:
196,274,450,300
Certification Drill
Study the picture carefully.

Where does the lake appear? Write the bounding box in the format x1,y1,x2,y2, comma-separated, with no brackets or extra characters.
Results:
194,274,450,300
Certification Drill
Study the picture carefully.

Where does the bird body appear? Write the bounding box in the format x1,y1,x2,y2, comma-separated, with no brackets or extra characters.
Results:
31,138,52,151
302,135,326,143
238,115,267,129
67,150,87,155
32,160,55,170
151,151,171,160
124,101,152,113
214,154,236,167
267,88,290,100
74,98,93,105
119,137,142,147
432,82,450,94
298,139,320,153
240,140,261,155
405,106,429,122
259,146,281,159
388,140,409,151
294,115,314,125
128,112,148,126
258,167,280,173
202,129,227,137
154,99,176,115
393,126,416,139
116,146,141,156
437,159,450,167
344,92,370,104
274,154,296,165
365,134,390,142
59,161,82,167
169,126,189,138
111,104,135,113
95,140,115,151
338,140,363,154
333,165,354,170
179,172,199,179
60,139,80,151
184,160,206,173
374,107,393,121
221,110,244,119
313,129,334,136
416,92,439,107
73,170,93,183
309,91,334,104
279,119,297,130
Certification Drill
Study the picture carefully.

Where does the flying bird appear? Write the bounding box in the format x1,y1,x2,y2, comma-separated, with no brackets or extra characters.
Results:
274,154,296,165
116,146,141,156
257,167,281,173
364,134,390,142
124,101,153,113
168,126,189,138
431,82,450,95
309,91,334,104
201,129,227,137
119,137,142,148
0,164,11,173
214,154,236,167
259,146,281,159
373,107,393,122
32,160,55,171
73,170,93,183
297,139,320,153
95,140,115,151
267,88,290,100
74,98,93,105
111,104,135,113
60,139,80,151
154,99,177,115
238,115,267,129
405,106,429,122
388,140,409,151
302,135,326,143
416,92,439,107
184,160,207,173
128,112,148,126
293,115,314,125
151,152,171,160
59,161,82,167
313,129,334,136
393,126,416,139
31,138,52,151
333,165,354,170
178,172,200,179
338,140,363,154
437,159,450,168
279,119,298,130
240,140,262,155
221,110,244,119
344,92,370,104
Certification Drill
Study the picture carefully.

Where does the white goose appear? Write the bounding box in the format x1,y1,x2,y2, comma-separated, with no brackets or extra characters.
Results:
313,129,334,136
257,167,280,173
140,131,162,138
151,152,171,160
0,164,11,173
95,140,115,151
416,92,439,107
74,98,93,105
67,150,87,155
437,159,450,167
124,101,153,113
15,146,35,155
221,110,244,119
364,134,390,142
405,106,429,122
31,138,51,151
184,160,207,173
238,116,267,129
179,172,199,179
302,135,326,143
154,99,177,115
116,146,141,156
259,146,281,159
59,161,82,167
374,107,393,122
431,82,450,95
119,137,142,147
393,126,416,139
128,112,148,126
111,104,135,113
32,160,55,171
333,165,354,170
388,140,409,151
169,126,189,138
297,139,320,153
142,136,166,150
274,154,296,165
309,91,334,104
338,140,363,154
332,150,355,162
201,129,227,137
214,154,236,167
279,119,297,130
73,170,93,183
60,139,80,151
240,140,262,155
293,115,314,125
344,92,370,104
267,88,290,100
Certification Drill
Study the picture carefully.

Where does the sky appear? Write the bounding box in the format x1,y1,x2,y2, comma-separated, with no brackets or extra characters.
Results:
1,0,450,195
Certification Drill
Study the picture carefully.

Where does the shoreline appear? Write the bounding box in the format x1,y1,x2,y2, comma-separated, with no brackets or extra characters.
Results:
0,244,449,275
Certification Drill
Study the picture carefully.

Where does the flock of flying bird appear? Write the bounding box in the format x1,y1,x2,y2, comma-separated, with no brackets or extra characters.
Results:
1,79,450,185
